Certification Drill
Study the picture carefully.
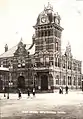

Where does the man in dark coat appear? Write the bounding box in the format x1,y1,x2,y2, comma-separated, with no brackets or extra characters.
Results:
65,85,68,94
27,88,30,98
18,89,22,99
59,86,62,94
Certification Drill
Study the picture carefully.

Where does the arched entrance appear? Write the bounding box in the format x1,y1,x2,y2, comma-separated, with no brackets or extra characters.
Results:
41,75,48,90
17,76,25,89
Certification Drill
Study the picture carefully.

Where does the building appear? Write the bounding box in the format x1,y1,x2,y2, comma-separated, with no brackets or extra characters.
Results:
0,3,82,92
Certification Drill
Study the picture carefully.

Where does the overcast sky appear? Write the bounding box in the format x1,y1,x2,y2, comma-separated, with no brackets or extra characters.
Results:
0,0,83,65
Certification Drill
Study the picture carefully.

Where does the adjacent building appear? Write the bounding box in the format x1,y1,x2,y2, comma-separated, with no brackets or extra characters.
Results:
0,3,82,92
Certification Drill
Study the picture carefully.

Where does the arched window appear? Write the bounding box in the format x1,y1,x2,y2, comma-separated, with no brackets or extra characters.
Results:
45,31,47,36
78,77,81,86
48,30,50,36
56,42,58,51
73,77,76,85
41,31,43,37
63,76,65,85
55,57,57,66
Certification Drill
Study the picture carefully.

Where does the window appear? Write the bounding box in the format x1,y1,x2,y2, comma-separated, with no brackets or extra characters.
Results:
56,42,58,51
55,57,57,66
50,61,53,66
49,57,53,60
58,58,60,67
73,63,76,70
63,62,65,68
45,30,47,36
50,29,53,36
36,31,38,37
68,76,71,85
49,44,53,49
48,30,50,36
63,76,65,85
41,31,44,37
70,77,71,85
56,75,59,85
49,39,53,43
57,31,61,38
78,77,81,85
38,31,40,37
55,30,57,37
68,61,71,69
73,77,76,85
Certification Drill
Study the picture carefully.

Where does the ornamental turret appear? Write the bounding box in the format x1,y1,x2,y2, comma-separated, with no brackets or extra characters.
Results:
36,2,61,26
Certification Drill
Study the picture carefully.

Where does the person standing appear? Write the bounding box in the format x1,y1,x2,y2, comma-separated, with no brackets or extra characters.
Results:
32,87,35,97
27,88,30,98
18,89,22,99
61,86,63,94
65,85,68,94
59,86,62,94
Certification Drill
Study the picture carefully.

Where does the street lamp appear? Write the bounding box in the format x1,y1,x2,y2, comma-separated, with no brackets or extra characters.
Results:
65,52,67,86
7,81,13,99
7,65,13,99
3,87,6,97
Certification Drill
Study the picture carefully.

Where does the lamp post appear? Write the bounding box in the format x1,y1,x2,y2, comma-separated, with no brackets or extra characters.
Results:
7,81,13,99
65,52,67,86
7,66,13,99
3,87,6,97
4,75,6,97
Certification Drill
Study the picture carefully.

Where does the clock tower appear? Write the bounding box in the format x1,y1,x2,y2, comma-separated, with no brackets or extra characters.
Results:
33,3,63,91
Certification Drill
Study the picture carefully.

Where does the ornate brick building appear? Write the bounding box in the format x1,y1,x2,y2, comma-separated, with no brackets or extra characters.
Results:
0,3,82,92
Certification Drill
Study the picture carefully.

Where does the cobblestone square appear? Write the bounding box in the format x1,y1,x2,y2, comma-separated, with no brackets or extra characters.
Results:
0,90,83,119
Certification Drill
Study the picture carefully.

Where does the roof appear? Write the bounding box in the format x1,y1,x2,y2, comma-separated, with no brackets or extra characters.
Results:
0,45,18,58
0,43,35,58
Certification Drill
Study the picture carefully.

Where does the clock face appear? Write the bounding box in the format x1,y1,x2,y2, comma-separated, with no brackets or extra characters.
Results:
41,17,46,23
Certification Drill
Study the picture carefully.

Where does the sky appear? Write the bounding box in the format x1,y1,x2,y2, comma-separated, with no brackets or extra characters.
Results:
0,0,83,69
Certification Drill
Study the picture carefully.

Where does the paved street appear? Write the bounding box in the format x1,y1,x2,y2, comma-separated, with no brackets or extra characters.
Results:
0,89,83,119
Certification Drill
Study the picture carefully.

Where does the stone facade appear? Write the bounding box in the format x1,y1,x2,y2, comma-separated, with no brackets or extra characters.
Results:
0,3,82,92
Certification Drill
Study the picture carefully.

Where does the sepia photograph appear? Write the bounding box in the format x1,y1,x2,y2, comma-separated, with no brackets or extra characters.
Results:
0,0,83,119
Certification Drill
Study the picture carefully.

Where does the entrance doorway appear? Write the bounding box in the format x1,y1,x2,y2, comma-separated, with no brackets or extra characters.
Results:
41,75,48,90
17,76,25,89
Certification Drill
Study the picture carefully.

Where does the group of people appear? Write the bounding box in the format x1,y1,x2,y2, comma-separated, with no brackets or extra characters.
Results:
18,86,68,99
59,85,68,94
18,87,35,99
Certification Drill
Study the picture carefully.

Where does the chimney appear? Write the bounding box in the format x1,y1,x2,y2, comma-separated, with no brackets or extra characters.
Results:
5,44,8,52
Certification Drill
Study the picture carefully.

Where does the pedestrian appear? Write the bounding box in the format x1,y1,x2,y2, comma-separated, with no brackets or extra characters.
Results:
18,89,22,99
65,85,68,94
61,86,63,94
59,86,62,94
32,87,35,97
27,88,30,98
